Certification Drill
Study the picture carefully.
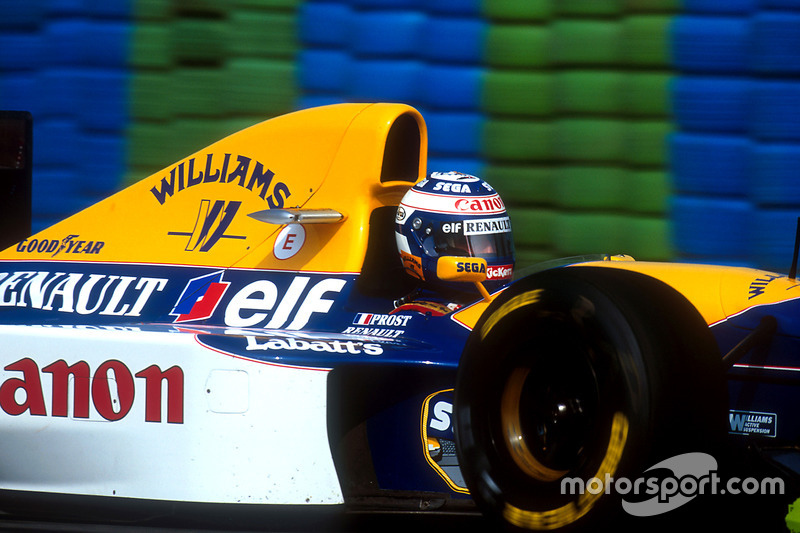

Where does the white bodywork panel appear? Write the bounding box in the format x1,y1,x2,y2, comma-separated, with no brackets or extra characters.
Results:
0,325,343,505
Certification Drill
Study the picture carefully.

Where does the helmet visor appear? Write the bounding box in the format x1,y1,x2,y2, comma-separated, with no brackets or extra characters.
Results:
425,217,515,260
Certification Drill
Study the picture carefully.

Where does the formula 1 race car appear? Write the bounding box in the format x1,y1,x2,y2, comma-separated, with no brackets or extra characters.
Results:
0,103,798,532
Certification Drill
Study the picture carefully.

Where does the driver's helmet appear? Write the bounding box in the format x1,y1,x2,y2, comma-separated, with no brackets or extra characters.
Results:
395,171,515,293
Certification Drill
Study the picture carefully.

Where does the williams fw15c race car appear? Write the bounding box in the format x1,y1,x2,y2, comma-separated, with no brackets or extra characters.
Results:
0,104,798,532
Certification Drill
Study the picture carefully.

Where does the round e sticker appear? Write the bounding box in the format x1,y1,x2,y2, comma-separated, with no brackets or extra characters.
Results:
274,223,305,260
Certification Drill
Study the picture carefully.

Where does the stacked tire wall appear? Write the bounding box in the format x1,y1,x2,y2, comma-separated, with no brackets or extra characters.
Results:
300,0,675,268
1,0,799,273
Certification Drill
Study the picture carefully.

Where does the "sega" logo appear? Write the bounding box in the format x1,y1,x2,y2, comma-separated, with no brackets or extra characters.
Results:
456,261,486,274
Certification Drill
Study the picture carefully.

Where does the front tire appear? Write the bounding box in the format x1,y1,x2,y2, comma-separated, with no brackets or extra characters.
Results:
454,267,726,531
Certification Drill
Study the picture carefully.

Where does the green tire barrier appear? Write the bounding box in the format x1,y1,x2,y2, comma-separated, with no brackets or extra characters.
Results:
623,0,679,12
625,120,671,166
514,248,559,270
552,20,621,66
555,0,623,17
553,212,628,256
506,207,556,248
223,58,296,116
172,17,227,64
223,116,264,135
621,15,672,67
554,119,625,163
484,165,555,205
173,118,235,157
482,71,555,116
623,170,669,214
553,166,626,210
128,122,176,169
172,0,225,15
621,72,671,117
483,119,554,162
135,0,172,20
229,10,297,59
484,25,551,68
482,0,553,21
233,0,299,9
174,68,224,116
620,216,672,260
130,72,174,120
555,71,624,115
130,23,172,68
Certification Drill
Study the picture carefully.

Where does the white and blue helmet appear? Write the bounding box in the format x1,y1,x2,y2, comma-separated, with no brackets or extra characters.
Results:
395,171,515,292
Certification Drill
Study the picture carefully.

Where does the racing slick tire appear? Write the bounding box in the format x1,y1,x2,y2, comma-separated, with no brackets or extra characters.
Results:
453,266,726,531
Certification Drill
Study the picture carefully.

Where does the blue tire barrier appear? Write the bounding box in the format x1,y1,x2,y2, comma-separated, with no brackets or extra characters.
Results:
82,0,132,18
424,0,481,15
418,16,486,64
751,80,800,141
752,208,800,272
46,20,129,68
682,0,757,13
670,132,749,196
759,0,800,10
424,110,484,156
426,157,485,177
33,119,82,168
350,10,425,57
0,73,39,114
670,196,753,259
37,69,83,118
751,143,800,206
417,64,483,110
349,59,422,102
300,50,351,93
79,69,128,132
672,16,750,73
299,2,353,48
751,12,800,74
79,134,125,196
294,94,349,110
672,76,750,133
0,0,45,29
0,32,43,71
32,169,90,219
350,0,421,7
46,0,92,16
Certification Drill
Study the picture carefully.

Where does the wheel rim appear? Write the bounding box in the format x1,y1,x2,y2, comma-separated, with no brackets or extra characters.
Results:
499,333,602,482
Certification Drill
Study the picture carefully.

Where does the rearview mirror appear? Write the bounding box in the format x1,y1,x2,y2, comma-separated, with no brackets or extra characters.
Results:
437,256,487,282
437,256,492,302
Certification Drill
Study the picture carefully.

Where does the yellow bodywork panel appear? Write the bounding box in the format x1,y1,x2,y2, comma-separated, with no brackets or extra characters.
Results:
451,259,800,332
578,261,800,326
1,103,427,274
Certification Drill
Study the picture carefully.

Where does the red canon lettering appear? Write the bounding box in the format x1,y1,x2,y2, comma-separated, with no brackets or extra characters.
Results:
0,358,184,424
136,365,185,424
43,360,90,418
0,358,46,416
454,195,505,212
92,360,135,421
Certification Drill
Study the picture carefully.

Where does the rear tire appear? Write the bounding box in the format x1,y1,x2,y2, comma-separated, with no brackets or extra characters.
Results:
454,267,726,531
